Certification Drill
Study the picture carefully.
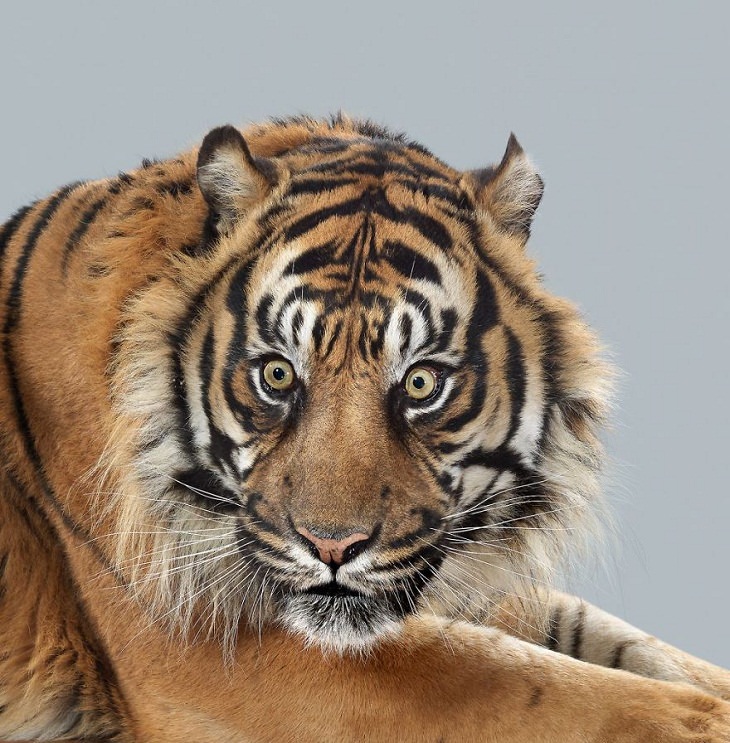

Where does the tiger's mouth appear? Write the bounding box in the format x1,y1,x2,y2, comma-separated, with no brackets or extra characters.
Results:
276,580,407,652
304,582,364,599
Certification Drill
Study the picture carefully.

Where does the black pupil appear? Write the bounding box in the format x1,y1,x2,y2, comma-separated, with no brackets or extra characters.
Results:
272,366,286,382
412,375,426,390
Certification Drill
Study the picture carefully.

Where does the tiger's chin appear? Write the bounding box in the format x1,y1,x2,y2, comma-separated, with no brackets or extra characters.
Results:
279,591,404,654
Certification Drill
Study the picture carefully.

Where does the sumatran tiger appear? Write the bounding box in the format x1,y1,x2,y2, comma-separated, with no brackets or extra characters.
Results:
0,115,729,742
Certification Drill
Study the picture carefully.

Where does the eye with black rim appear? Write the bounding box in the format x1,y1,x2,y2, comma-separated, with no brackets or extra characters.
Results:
402,365,443,402
261,357,297,393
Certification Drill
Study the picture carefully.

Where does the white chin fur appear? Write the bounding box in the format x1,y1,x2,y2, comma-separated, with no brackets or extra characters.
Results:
280,594,403,654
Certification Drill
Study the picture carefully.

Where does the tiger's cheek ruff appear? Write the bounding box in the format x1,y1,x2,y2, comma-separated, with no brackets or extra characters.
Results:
425,308,613,627
95,251,280,655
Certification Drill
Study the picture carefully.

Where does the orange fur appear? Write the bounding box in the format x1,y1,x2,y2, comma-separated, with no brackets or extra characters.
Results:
1,115,729,741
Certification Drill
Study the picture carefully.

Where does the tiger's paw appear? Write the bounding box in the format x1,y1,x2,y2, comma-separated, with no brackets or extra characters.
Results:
603,685,730,742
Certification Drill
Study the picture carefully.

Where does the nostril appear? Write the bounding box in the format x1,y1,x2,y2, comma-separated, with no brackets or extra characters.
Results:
294,525,371,566
341,537,369,564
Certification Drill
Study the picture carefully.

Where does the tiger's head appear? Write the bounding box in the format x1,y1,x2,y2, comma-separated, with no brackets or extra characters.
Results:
106,116,610,654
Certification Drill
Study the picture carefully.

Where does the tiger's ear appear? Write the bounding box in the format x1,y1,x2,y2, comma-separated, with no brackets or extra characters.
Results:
197,125,278,233
468,134,544,241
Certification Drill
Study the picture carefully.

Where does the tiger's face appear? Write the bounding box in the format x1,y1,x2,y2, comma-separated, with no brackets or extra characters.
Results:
112,118,609,653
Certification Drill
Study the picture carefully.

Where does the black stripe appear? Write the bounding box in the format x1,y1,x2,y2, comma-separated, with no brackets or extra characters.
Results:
0,202,34,263
400,288,434,341
431,308,457,355
0,552,7,602
61,193,108,275
398,207,452,251
570,602,586,660
286,240,337,275
456,446,533,479
311,313,326,352
357,315,369,360
383,240,442,285
172,467,241,513
322,319,341,358
5,184,80,335
255,293,277,344
156,178,193,198
386,508,442,550
399,312,412,355
287,176,360,197
369,319,386,359
394,178,473,211
199,323,217,449
284,198,365,242
291,307,304,345
199,324,241,472
545,607,562,651
169,253,256,458
0,186,121,580
610,641,630,669
323,158,449,184
441,270,498,433
504,327,527,446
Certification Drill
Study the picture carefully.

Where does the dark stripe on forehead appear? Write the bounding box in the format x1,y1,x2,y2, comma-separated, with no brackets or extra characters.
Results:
283,189,454,256
399,207,452,251
395,178,473,211
315,158,452,184
284,198,365,243
383,240,442,286
287,177,361,197
287,240,337,275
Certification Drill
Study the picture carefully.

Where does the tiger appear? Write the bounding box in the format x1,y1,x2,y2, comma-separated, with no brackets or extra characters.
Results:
1,113,729,743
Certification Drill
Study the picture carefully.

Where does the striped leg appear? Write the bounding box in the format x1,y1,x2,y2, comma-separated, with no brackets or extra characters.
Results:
493,590,730,701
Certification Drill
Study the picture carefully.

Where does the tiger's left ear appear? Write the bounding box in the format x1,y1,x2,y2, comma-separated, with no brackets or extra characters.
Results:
197,125,279,234
467,134,544,241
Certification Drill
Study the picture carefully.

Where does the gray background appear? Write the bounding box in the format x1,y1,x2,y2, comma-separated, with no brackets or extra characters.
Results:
2,2,727,665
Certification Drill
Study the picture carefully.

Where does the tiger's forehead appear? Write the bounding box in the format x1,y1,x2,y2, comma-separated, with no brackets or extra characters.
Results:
241,206,477,381
280,134,460,184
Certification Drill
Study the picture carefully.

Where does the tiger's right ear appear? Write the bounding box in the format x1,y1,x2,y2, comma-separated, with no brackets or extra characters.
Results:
197,125,278,234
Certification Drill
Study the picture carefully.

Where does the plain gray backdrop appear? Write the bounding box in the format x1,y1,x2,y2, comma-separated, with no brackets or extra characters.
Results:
2,2,728,666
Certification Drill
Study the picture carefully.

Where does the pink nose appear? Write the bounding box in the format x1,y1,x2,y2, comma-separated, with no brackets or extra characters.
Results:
295,526,370,566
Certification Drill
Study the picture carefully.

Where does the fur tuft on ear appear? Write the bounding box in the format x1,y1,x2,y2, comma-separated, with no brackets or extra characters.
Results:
196,125,278,233
469,134,544,240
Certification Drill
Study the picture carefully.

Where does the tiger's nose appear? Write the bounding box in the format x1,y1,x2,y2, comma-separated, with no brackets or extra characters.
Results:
295,525,371,566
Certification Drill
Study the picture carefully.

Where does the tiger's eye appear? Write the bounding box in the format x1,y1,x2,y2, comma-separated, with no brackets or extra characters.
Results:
404,366,438,400
262,358,296,391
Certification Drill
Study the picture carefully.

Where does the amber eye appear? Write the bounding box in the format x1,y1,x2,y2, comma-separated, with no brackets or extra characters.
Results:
404,366,439,400
262,358,296,391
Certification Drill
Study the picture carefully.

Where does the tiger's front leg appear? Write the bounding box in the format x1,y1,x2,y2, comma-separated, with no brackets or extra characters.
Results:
102,614,730,743
492,589,730,702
